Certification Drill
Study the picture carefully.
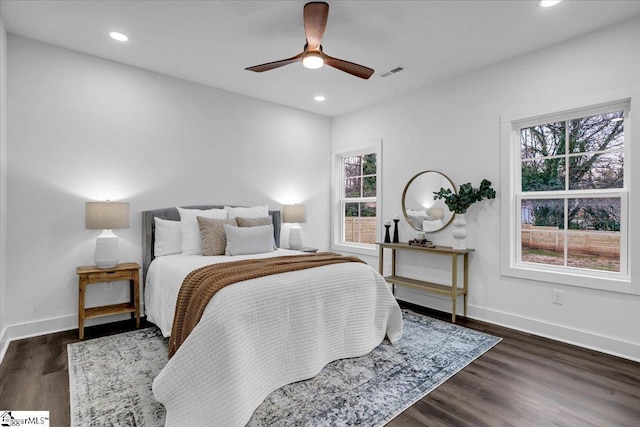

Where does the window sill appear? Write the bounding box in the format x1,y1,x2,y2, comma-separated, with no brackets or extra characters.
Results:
331,242,378,257
501,263,633,294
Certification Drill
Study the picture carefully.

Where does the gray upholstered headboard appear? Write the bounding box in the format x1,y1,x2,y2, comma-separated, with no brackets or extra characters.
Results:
142,205,281,282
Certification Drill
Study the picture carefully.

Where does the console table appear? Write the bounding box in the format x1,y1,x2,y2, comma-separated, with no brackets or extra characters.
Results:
377,242,474,323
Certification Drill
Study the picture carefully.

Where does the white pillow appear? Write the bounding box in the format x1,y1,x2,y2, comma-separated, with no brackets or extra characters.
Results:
422,219,444,232
177,207,227,255
224,224,275,256
225,205,268,219
154,217,182,256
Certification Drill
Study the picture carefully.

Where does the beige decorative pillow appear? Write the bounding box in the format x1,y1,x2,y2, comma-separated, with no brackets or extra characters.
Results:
236,216,276,249
235,216,272,227
197,217,237,256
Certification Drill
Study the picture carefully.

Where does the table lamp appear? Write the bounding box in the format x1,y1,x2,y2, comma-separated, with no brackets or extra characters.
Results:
86,201,130,269
283,204,307,250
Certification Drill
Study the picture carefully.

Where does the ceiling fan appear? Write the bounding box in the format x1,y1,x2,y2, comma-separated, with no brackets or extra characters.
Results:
245,1,374,79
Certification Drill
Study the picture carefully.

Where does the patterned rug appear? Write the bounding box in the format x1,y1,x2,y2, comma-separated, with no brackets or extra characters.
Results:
68,310,500,426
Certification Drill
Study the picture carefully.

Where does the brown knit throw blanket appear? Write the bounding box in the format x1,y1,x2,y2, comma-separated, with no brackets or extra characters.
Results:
168,253,365,357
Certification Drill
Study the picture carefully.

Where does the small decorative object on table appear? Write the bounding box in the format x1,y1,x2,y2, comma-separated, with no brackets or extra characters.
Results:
384,221,391,243
392,215,400,243
433,178,496,250
408,238,435,248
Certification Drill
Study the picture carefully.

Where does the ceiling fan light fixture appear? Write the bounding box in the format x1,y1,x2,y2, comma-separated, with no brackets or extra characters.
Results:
245,2,373,79
302,52,324,69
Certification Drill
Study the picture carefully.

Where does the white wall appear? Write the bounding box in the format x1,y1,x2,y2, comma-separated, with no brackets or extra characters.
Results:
332,18,640,361
3,35,331,347
0,11,8,360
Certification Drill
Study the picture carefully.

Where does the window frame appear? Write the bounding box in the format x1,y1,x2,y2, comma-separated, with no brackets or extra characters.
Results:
500,99,632,293
331,140,382,256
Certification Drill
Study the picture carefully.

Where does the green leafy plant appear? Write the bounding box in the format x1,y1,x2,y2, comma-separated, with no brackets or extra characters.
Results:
433,179,496,214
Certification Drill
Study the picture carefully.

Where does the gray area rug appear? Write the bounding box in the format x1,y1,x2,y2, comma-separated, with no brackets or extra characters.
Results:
68,310,501,426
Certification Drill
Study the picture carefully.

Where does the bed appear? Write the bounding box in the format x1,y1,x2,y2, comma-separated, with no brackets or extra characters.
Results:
142,205,403,426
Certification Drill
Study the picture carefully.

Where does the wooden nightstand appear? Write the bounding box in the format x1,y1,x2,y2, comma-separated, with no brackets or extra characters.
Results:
299,247,318,253
76,262,140,339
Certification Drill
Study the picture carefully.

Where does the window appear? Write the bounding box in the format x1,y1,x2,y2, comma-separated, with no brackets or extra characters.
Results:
332,140,381,255
501,100,630,292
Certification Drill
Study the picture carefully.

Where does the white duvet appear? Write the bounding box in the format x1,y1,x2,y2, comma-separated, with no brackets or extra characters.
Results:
146,250,403,427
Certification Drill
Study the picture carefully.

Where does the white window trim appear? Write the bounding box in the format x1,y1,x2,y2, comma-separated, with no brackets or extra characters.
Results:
331,139,382,256
500,99,633,294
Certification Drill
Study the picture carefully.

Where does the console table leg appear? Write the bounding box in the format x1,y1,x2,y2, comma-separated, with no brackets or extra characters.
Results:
463,253,469,318
451,254,458,323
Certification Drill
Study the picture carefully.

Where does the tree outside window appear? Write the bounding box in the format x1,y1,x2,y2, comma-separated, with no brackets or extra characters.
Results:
519,108,626,273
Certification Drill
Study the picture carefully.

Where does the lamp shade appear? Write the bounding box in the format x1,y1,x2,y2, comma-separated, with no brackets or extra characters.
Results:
283,204,307,224
86,202,130,229
429,207,445,220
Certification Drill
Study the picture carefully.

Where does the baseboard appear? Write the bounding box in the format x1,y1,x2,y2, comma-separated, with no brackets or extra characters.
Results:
0,326,8,364
0,314,75,365
396,287,640,363
469,305,640,363
0,305,145,365
2,298,638,365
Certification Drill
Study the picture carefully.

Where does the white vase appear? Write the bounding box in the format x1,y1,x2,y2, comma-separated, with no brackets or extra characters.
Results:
451,214,467,250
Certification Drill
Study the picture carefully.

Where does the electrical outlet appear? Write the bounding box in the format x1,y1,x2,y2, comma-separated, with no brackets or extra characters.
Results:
552,289,564,305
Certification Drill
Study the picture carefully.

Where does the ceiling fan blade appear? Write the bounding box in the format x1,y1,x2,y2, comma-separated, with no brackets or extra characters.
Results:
245,53,304,73
324,54,375,80
304,2,329,50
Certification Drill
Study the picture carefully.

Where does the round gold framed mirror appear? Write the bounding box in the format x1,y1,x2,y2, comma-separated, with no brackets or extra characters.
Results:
402,170,456,233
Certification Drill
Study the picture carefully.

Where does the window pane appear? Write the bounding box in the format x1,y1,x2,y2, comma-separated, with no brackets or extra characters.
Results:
344,177,361,198
567,242,620,272
521,158,565,192
566,197,621,271
567,198,620,231
521,244,565,267
520,122,565,160
363,176,376,197
568,111,624,154
344,202,359,217
522,199,564,228
343,202,376,244
568,149,623,190
362,153,376,175
361,202,376,217
521,199,565,266
344,156,361,177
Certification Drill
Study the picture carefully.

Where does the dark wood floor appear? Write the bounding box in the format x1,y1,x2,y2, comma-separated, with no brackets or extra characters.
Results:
1,303,639,427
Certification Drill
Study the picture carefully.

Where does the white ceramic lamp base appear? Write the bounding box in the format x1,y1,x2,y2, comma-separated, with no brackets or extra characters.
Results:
94,229,120,269
289,224,304,250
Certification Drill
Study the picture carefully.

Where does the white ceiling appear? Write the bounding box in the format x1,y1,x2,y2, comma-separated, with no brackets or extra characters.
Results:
3,0,640,117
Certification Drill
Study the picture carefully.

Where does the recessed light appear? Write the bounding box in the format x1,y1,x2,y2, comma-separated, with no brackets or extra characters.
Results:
314,95,326,102
109,31,129,42
540,0,561,7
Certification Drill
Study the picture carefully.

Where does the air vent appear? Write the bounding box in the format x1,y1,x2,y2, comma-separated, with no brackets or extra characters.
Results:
379,65,406,78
